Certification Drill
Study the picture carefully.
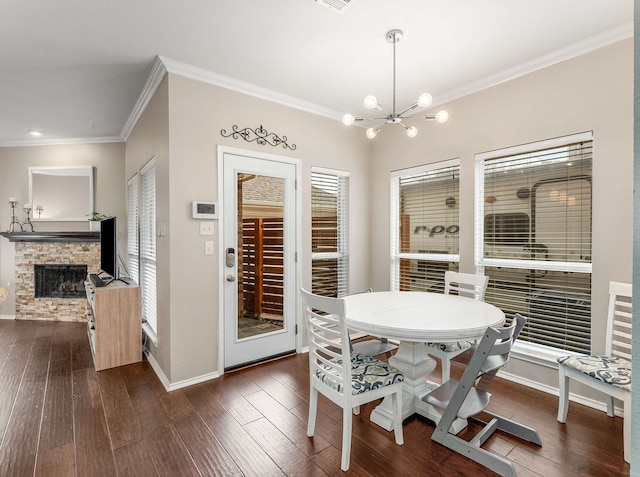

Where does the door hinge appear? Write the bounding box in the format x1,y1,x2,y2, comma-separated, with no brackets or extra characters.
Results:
295,179,298,190
295,324,298,334
295,252,298,263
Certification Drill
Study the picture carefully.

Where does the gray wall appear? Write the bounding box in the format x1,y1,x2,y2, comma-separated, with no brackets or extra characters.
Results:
0,142,126,317
370,39,633,393
126,72,372,384
0,38,632,411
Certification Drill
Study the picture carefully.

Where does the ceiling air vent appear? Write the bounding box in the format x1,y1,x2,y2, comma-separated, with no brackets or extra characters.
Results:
315,0,353,13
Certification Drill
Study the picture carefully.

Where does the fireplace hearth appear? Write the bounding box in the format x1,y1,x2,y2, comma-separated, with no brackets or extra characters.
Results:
34,264,88,299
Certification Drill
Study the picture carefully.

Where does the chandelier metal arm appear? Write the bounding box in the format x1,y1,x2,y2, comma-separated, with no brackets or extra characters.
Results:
352,116,390,122
342,28,449,138
397,102,422,118
375,104,391,116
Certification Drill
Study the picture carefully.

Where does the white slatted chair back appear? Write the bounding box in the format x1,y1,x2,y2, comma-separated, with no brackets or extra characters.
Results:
557,281,632,463
606,281,632,360
301,288,404,471
444,271,489,301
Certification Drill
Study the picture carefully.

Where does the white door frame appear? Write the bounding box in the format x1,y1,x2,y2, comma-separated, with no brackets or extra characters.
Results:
216,145,302,374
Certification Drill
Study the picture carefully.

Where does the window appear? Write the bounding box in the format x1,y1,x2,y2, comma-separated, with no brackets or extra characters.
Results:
390,160,460,292
126,174,139,285
140,159,157,335
475,132,593,354
311,168,349,297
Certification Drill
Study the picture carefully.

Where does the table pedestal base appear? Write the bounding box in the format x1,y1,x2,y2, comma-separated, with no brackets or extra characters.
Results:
369,341,467,434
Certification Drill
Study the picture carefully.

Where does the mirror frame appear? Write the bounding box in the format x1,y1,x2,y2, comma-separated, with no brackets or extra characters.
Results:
28,165,94,221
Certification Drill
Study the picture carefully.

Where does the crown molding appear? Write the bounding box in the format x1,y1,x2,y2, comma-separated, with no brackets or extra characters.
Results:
0,135,123,148
1,22,631,148
435,22,633,107
158,55,343,121
120,56,168,141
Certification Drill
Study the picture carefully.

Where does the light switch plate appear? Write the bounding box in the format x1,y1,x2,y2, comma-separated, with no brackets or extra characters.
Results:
204,240,214,255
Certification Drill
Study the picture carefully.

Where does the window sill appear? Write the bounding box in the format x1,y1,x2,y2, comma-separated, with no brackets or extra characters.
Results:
511,340,585,369
142,323,158,347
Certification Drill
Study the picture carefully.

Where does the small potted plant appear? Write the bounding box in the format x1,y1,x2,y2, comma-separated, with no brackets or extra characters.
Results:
87,212,106,231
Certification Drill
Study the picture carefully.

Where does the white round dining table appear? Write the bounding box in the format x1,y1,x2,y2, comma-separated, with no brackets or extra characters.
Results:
344,291,505,432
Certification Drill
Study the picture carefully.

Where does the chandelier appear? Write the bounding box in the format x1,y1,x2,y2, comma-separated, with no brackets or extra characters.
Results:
342,29,449,139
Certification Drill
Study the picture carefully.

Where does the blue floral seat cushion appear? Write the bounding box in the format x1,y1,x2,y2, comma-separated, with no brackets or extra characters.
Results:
315,353,404,395
426,340,474,353
557,354,631,391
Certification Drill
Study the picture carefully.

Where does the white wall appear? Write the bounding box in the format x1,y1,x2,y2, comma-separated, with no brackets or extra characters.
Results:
369,39,633,393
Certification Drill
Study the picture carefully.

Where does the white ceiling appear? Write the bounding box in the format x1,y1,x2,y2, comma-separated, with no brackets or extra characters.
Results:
0,0,633,147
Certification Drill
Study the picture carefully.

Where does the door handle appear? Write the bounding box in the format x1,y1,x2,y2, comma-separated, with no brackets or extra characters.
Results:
226,274,236,282
226,247,236,267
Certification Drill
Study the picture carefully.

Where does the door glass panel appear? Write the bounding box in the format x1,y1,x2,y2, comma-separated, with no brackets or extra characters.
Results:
237,173,285,339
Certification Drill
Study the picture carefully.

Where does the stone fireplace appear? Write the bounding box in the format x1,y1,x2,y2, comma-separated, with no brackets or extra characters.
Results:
2,232,101,321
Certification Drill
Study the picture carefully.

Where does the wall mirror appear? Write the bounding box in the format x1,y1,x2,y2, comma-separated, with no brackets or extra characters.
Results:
28,166,94,221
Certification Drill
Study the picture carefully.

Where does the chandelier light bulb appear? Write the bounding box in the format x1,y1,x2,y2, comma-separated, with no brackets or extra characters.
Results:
366,127,379,139
417,93,433,108
363,95,378,110
342,113,355,126
342,29,450,138
435,110,449,123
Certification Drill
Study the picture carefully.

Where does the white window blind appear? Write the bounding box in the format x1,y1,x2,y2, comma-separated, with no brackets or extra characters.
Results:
390,160,460,292
475,132,593,353
126,174,139,285
140,159,157,334
311,168,349,297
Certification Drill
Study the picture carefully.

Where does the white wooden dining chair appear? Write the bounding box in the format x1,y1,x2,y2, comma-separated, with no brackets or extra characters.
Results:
557,281,632,463
424,314,541,477
425,271,489,382
301,288,404,471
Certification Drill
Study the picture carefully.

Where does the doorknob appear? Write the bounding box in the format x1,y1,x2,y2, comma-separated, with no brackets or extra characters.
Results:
226,274,236,282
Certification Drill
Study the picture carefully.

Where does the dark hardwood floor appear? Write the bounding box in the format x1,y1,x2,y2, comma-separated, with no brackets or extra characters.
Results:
0,319,630,476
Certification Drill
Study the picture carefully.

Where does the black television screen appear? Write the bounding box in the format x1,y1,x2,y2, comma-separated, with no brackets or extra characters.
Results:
100,216,118,280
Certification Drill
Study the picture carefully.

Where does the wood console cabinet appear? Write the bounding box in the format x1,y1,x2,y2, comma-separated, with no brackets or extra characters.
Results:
84,280,142,371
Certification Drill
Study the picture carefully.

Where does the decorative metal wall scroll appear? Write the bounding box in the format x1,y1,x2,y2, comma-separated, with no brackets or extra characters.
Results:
220,125,296,150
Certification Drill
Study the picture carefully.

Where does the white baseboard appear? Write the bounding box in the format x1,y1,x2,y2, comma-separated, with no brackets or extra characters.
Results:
144,345,618,417
497,368,623,417
0,314,15,320
143,348,221,392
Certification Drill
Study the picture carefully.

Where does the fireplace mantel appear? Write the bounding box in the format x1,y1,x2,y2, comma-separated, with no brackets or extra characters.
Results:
0,231,100,242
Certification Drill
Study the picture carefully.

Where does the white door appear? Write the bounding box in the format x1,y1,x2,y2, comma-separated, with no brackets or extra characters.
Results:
222,152,297,370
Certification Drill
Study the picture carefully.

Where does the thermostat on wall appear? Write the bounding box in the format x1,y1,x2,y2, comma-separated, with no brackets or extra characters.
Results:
192,201,218,219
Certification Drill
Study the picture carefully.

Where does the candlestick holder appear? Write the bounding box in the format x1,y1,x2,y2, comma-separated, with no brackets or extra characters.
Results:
8,200,23,232
22,206,34,232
